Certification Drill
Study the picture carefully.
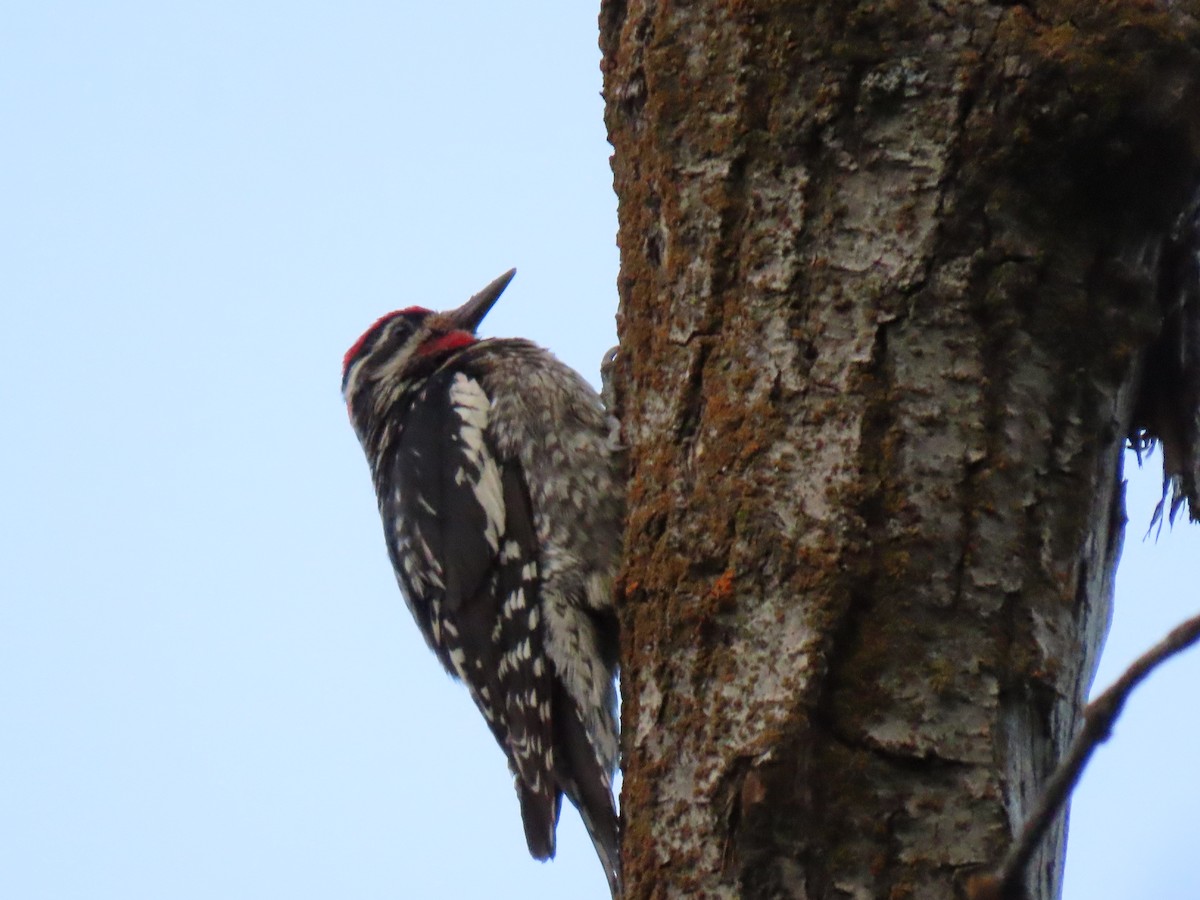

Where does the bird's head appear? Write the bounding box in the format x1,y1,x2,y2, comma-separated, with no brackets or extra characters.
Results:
341,269,516,414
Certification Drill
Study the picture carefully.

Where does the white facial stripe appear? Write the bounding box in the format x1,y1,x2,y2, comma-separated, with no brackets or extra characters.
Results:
343,316,427,409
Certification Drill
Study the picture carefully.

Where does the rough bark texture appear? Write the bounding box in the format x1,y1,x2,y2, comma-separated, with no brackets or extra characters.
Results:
600,2,1200,899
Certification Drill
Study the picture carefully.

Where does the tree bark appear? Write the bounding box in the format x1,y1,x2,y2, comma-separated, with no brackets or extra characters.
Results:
600,2,1200,898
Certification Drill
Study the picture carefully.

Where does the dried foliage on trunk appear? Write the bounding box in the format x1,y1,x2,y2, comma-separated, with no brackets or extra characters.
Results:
600,2,1200,898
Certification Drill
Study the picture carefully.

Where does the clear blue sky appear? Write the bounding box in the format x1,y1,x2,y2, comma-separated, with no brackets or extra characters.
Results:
2,5,1196,899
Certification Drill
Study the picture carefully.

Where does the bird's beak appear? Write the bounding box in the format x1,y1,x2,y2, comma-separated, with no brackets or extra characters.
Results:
449,269,516,333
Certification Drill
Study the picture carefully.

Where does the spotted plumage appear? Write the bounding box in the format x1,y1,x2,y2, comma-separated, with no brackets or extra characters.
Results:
341,270,624,897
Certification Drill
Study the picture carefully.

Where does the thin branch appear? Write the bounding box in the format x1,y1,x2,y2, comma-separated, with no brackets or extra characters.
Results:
968,610,1200,900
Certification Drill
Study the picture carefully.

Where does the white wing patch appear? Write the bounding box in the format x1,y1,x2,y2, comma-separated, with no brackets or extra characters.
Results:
449,373,506,552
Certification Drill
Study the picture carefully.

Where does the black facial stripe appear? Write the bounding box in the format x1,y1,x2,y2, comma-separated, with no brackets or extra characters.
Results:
342,310,428,391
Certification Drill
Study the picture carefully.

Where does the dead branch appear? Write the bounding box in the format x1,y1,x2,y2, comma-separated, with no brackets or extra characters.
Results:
968,610,1200,900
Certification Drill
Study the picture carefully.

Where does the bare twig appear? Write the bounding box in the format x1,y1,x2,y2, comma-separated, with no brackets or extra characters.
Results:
968,610,1200,900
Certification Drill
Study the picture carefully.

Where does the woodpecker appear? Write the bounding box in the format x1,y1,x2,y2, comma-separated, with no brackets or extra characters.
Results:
342,270,623,896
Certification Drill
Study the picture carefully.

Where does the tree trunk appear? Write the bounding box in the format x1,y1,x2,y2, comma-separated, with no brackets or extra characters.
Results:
600,3,1200,898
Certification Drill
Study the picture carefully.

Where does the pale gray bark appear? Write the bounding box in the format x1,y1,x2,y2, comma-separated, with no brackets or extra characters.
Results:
601,3,1200,898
